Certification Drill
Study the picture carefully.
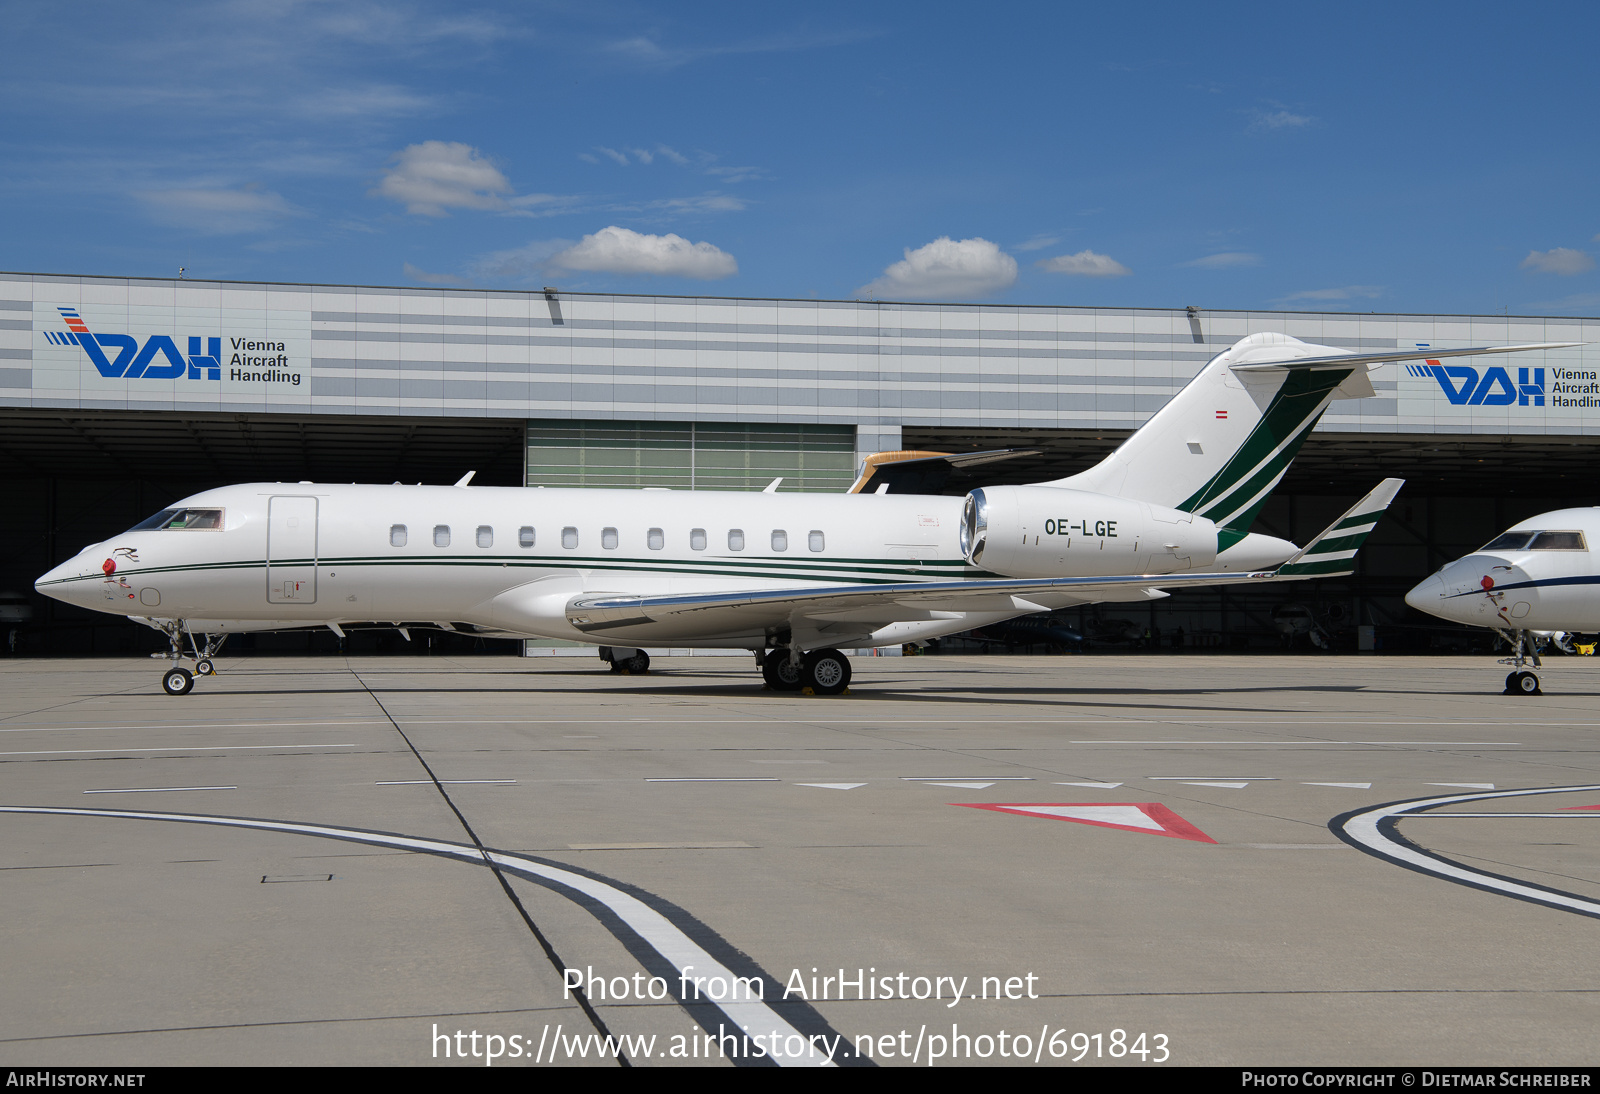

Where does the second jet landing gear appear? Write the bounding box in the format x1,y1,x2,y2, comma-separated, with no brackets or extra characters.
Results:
1496,628,1544,695
761,648,852,695
152,622,228,695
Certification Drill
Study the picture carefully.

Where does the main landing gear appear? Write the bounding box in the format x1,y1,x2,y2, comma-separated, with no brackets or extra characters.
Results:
153,622,227,696
761,647,852,695
598,646,650,674
1496,628,1544,696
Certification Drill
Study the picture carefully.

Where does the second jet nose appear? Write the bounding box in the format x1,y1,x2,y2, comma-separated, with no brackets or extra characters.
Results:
1405,572,1447,617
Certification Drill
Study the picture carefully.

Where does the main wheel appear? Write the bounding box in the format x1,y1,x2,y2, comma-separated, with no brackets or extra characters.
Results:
195,658,215,676
162,667,194,696
802,648,852,695
762,649,804,691
624,651,650,674
1515,671,1541,695
1505,671,1520,692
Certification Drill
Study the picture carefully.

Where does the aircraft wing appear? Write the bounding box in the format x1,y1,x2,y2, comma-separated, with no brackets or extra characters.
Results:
565,568,1276,638
1229,342,1583,372
565,478,1408,641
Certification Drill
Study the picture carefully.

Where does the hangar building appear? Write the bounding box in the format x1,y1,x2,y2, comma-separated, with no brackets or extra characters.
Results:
3,271,1596,655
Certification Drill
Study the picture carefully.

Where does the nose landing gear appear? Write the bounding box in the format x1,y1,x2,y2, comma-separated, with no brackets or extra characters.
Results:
152,622,227,695
1497,628,1544,696
1505,670,1542,695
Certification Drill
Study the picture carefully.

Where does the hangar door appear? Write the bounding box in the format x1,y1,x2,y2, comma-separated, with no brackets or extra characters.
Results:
266,495,318,604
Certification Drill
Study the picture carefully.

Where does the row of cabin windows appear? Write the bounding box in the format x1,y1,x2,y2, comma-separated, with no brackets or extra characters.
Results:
388,525,827,552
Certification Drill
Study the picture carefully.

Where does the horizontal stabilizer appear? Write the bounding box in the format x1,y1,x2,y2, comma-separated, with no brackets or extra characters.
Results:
1274,478,1405,579
1230,343,1582,372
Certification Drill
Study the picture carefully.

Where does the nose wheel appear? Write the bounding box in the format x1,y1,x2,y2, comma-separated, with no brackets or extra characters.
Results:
153,624,227,694
1505,670,1542,695
1496,628,1546,695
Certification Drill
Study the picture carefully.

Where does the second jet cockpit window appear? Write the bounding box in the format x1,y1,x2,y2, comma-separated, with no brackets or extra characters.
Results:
1483,531,1589,552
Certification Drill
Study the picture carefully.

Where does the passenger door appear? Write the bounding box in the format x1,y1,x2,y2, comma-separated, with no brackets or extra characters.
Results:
267,495,318,604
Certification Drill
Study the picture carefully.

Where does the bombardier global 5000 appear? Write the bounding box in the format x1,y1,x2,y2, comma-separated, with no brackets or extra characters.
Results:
36,333,1574,695
1406,509,1600,695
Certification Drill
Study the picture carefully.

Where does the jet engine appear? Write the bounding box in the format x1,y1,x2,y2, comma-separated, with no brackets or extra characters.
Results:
960,485,1217,578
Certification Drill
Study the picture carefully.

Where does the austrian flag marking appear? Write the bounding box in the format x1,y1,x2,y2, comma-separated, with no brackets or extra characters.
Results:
956,802,1216,843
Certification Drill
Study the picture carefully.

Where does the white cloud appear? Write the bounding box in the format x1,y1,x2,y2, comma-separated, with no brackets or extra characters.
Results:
639,193,747,214
135,185,301,234
656,145,690,166
1278,285,1383,301
596,147,630,166
373,141,513,215
1251,109,1314,131
859,237,1018,300
550,226,738,279
601,28,878,70
1014,234,1061,253
1521,248,1594,275
1036,249,1131,278
1183,252,1260,269
705,164,768,184
403,262,469,286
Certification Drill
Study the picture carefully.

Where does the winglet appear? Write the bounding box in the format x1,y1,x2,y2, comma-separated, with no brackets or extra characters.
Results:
1274,478,1405,579
454,471,476,487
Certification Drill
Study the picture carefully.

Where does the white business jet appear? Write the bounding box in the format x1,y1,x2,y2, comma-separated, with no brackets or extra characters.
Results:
1405,509,1600,694
36,334,1570,696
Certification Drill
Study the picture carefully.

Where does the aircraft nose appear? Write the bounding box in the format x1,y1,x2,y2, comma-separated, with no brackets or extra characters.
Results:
35,556,94,605
1405,572,1446,617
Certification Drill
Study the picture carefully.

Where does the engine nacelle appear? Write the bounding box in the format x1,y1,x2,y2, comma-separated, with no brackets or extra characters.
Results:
961,485,1218,578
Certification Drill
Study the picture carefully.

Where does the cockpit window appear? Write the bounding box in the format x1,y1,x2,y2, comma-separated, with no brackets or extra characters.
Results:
1529,531,1587,551
126,507,223,532
1482,530,1588,552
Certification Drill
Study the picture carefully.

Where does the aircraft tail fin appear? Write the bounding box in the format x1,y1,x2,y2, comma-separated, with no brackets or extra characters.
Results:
1043,333,1371,549
1274,478,1405,579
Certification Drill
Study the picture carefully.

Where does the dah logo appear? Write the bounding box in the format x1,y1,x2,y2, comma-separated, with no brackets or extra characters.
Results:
1406,359,1543,407
45,307,221,380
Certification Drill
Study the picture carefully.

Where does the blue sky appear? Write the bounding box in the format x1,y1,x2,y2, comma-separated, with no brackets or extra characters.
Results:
2,1,1597,314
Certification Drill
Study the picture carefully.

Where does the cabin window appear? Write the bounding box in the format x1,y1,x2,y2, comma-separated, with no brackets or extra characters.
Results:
519,526,535,548
476,525,493,548
809,530,825,552
690,528,707,551
390,524,407,547
433,525,450,548
648,528,664,550
1529,531,1587,551
771,529,788,552
602,527,619,550
728,529,745,551
562,526,578,549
